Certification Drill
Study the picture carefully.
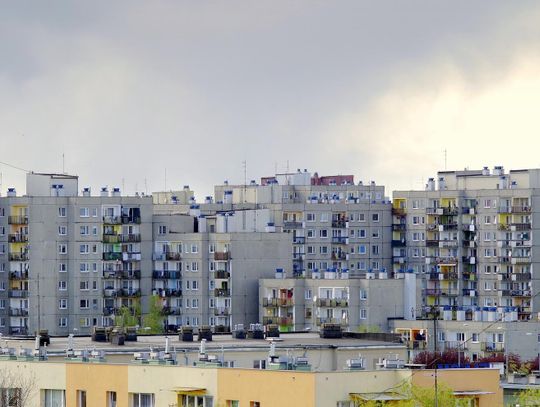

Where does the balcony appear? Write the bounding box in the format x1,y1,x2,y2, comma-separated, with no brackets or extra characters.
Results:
440,272,459,281
512,272,532,281
8,216,28,225
293,236,305,244
331,219,347,228
117,288,141,298
497,256,511,264
103,215,122,225
214,252,230,261
331,236,347,244
103,252,122,261
283,221,303,229
9,271,28,280
263,316,293,326
263,298,279,307
392,207,406,216
511,290,532,297
8,252,29,262
8,290,28,298
164,252,181,261
316,298,348,307
436,256,458,265
121,215,141,224
104,270,141,279
123,252,141,261
439,223,458,231
214,288,231,297
293,252,305,260
462,289,476,297
214,307,230,316
161,306,182,316
444,341,468,350
152,270,181,279
8,234,28,243
316,317,347,326
103,307,120,316
392,240,406,247
9,307,29,317
213,270,230,279
9,327,28,335
423,289,442,296
511,206,531,214
155,288,182,297
481,342,504,353
428,272,440,281
392,224,406,232
405,340,427,350
331,252,347,261
511,256,531,265
440,289,459,296
121,234,141,243
102,235,122,243
511,223,531,231
426,240,439,247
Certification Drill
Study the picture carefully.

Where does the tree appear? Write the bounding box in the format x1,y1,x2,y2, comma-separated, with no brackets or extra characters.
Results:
515,387,540,406
143,295,165,334
117,303,141,327
349,383,471,407
0,366,36,407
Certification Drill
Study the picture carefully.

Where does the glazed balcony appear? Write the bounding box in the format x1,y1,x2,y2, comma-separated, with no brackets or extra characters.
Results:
511,223,531,231
117,288,141,298
9,252,29,261
293,236,306,244
103,270,141,279
152,270,181,279
8,234,28,243
511,272,532,281
392,207,406,216
8,216,28,225
392,224,406,232
426,239,439,247
511,290,532,297
511,206,531,214
214,252,230,261
161,306,182,316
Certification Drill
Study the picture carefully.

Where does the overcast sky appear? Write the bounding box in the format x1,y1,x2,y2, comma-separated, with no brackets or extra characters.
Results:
2,1,540,198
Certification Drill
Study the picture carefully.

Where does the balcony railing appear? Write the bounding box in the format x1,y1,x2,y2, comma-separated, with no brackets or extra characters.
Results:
511,206,531,213
392,224,406,231
214,252,230,261
161,306,182,316
462,289,476,296
331,236,347,244
8,253,29,261
103,270,141,279
121,234,141,243
293,236,306,244
8,234,28,243
8,216,28,225
392,240,406,247
103,252,122,261
511,223,531,231
9,307,29,317
214,288,231,297
213,270,230,279
316,298,348,307
117,288,141,298
263,316,293,326
154,288,182,297
331,252,347,260
423,289,442,296
8,290,28,298
214,307,230,316
331,220,347,228
121,215,141,224
152,270,181,279
405,340,427,350
392,207,406,216
283,221,303,229
444,341,468,350
102,235,122,243
103,215,122,224
481,342,504,352
9,271,28,280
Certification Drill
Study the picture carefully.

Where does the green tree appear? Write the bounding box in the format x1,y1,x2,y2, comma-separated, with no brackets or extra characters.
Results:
117,303,141,327
515,387,540,406
143,295,165,334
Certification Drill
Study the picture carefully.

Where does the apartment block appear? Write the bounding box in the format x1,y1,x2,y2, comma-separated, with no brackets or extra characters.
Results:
393,166,540,322
0,173,154,336
259,269,420,332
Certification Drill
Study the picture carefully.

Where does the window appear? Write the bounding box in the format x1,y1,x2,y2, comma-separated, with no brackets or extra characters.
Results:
192,299,199,308
319,229,328,238
360,309,367,319
80,263,89,273
307,229,315,238
77,390,87,407
92,208,98,217
80,244,89,254
80,225,89,235
320,212,329,222
471,333,479,343
92,226,98,235
209,244,215,253
80,299,89,309
58,317,67,327
305,289,312,300
484,199,492,208
107,391,117,407
191,244,198,253
250,402,261,407
59,299,67,309
484,215,491,225
58,226,67,236
227,401,240,407
59,263,67,273
358,229,366,238
192,281,198,290
372,213,380,222
307,246,315,254
58,244,67,254
43,389,66,407
58,281,67,291
457,332,465,342
360,289,367,300
80,281,89,291
158,225,167,234
358,245,366,255
58,207,67,217
358,213,365,222
79,208,89,217
191,262,199,272
306,213,316,222
319,246,328,254
372,245,379,255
